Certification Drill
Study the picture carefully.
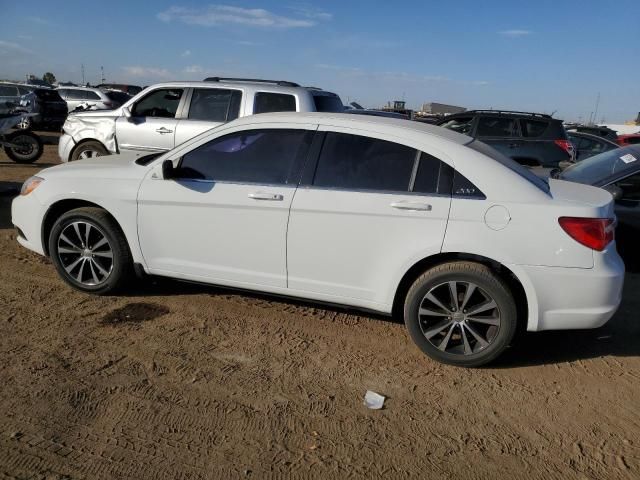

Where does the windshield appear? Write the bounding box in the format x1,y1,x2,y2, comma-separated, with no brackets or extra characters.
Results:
312,94,344,112
560,146,640,186
467,139,551,193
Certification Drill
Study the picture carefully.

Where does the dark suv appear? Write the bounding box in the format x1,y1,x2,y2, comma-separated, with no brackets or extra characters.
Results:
16,88,68,131
437,110,574,168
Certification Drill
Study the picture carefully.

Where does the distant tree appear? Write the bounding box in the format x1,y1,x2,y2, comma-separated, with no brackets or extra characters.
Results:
42,72,56,85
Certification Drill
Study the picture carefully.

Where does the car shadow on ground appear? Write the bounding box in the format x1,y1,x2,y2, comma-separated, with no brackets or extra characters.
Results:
0,161,59,168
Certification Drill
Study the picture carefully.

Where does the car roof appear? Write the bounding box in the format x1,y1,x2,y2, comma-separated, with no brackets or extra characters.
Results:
147,80,336,95
225,111,472,145
444,110,558,121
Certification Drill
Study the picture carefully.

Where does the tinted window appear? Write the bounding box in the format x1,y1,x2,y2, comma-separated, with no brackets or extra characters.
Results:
34,89,63,101
468,140,550,193
177,129,312,185
66,89,86,100
253,92,296,114
439,116,474,135
0,85,18,96
188,88,242,122
617,173,640,201
413,152,445,194
520,119,548,137
133,89,183,118
17,86,32,95
476,116,518,137
86,90,101,100
312,94,344,112
561,146,640,186
313,132,416,192
105,91,131,104
627,137,640,145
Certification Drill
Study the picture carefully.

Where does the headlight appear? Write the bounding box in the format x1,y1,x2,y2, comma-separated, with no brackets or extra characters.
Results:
20,176,44,196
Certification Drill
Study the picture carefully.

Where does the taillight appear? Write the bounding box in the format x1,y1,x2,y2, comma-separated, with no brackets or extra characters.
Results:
558,217,615,251
555,139,574,157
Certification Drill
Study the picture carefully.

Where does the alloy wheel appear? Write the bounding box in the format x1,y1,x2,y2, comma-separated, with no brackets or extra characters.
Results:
57,221,114,286
78,149,103,159
418,281,501,356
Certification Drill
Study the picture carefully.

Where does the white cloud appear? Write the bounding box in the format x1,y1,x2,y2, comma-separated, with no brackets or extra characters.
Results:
27,16,51,25
183,65,204,74
315,64,447,83
287,5,332,21
498,29,532,37
236,40,259,46
181,49,191,57
158,5,316,28
0,40,33,55
122,66,172,78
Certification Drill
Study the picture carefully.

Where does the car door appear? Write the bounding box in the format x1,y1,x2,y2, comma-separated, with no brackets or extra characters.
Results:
475,115,522,160
611,172,640,267
137,124,316,288
173,87,243,145
115,87,186,154
287,128,451,307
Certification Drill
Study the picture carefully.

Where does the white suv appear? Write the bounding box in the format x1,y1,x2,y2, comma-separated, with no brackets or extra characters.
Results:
14,113,624,366
58,78,344,162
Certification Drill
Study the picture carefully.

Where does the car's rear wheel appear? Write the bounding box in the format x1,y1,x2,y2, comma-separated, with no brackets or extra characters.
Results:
404,261,517,367
48,207,132,294
71,141,108,161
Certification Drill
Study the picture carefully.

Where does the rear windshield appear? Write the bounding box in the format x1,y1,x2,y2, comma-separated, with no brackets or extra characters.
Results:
312,94,344,112
468,140,550,193
560,146,640,186
34,89,63,101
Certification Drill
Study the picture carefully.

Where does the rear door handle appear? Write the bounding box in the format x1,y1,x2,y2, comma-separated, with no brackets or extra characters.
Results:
156,127,173,134
248,192,284,201
390,201,432,211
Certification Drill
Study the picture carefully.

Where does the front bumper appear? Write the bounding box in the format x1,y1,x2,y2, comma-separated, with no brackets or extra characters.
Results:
58,133,75,163
521,247,625,331
11,192,46,256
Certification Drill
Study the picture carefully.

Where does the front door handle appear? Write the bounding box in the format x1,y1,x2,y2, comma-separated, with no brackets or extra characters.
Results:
390,201,432,211
248,192,284,201
156,127,173,134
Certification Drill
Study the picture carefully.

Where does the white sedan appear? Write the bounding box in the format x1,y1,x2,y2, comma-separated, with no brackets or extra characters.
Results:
11,112,624,366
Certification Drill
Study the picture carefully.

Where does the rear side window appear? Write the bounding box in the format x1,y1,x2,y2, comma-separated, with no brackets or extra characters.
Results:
86,91,101,100
476,116,518,137
520,119,548,137
313,132,416,192
312,94,344,112
188,88,242,122
66,89,86,100
253,92,296,114
133,88,184,118
177,129,312,185
17,86,32,95
0,85,18,96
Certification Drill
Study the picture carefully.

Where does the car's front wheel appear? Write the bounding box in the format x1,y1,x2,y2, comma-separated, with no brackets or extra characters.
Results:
48,207,132,294
71,141,108,161
404,261,517,367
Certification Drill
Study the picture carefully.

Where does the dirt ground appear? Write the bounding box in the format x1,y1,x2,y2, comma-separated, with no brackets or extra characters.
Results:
1,142,639,480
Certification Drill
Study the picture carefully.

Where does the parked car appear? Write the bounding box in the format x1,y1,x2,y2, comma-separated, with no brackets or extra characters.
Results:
437,110,574,168
58,78,344,162
567,125,618,142
15,88,67,131
616,134,640,147
14,113,624,367
96,83,143,96
345,109,409,119
0,83,33,114
56,86,130,113
568,131,619,161
558,145,640,269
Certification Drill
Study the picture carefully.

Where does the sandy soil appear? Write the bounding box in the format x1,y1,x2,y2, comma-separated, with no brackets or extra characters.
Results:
1,143,639,479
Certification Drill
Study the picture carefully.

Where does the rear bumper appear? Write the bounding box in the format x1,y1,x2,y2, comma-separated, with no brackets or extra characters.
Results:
58,133,75,163
520,247,625,331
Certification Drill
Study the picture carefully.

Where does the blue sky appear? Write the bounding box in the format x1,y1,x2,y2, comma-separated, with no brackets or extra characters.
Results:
2,0,639,122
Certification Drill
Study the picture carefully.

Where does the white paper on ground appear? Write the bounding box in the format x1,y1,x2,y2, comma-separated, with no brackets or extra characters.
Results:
363,390,386,410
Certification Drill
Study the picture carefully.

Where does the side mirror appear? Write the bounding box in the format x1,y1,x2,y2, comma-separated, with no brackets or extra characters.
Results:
603,184,623,201
122,106,132,118
162,159,175,179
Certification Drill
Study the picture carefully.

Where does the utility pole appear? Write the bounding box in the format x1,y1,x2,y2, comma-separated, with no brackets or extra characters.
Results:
81,64,85,86
593,92,600,126
101,66,105,84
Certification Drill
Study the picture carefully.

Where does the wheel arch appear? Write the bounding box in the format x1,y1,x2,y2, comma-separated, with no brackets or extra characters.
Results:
391,252,530,334
69,138,111,160
41,199,124,256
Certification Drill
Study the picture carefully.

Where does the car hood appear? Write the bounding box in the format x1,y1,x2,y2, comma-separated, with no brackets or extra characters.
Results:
39,152,153,181
548,178,613,208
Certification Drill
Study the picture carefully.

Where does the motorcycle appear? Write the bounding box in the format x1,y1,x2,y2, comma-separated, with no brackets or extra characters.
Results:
0,110,44,164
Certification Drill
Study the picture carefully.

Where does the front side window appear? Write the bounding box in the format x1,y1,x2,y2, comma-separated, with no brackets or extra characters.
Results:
188,88,242,122
133,88,184,118
476,116,519,137
253,92,296,114
313,132,416,192
0,85,18,96
176,129,312,185
86,91,101,100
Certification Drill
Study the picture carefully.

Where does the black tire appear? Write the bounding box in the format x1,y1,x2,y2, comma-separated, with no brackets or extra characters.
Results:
4,131,43,163
48,207,132,294
404,261,517,367
71,140,108,161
